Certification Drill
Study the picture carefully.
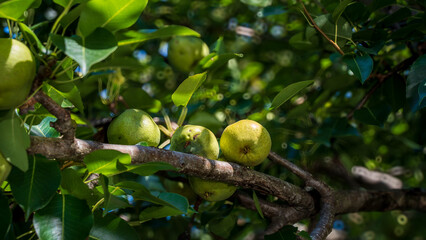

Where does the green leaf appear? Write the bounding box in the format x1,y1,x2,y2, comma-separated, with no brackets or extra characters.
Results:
0,0,36,21
61,168,96,203
48,82,85,113
252,191,264,219
77,0,148,36
139,205,183,222
313,117,359,147
50,28,118,75
118,181,188,213
201,53,243,71
90,212,139,240
60,4,83,29
314,14,352,41
92,57,144,70
407,55,426,111
207,213,237,239
332,0,354,23
0,191,11,239
33,194,94,240
99,175,130,215
172,72,207,107
270,80,314,109
121,88,162,113
0,110,30,172
354,104,391,126
118,25,200,46
29,116,60,138
84,150,132,177
343,54,373,84
18,22,46,53
130,162,176,176
8,155,61,220
53,0,86,8
383,76,406,111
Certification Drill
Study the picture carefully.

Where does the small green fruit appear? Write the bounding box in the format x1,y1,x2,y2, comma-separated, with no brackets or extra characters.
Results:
170,125,219,160
167,36,209,73
107,109,161,147
0,38,36,110
189,176,237,202
0,153,12,186
220,120,271,167
163,178,198,204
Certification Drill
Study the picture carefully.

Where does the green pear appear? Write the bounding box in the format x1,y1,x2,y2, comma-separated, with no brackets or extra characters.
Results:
170,125,219,160
107,109,161,147
0,38,36,110
167,36,209,73
189,175,237,202
170,125,236,201
220,120,271,167
0,153,12,186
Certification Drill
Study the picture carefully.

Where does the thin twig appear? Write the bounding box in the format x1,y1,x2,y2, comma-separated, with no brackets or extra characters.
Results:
298,0,345,55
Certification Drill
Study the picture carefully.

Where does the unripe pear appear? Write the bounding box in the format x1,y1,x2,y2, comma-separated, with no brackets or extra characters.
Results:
220,120,271,167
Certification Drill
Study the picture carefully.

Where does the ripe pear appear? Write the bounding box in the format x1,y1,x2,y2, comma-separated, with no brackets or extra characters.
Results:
167,36,209,73
220,120,271,167
107,109,161,147
170,125,236,201
0,38,36,110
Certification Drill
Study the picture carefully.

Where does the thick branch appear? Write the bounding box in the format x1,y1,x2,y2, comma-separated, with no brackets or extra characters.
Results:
27,136,314,209
28,136,426,238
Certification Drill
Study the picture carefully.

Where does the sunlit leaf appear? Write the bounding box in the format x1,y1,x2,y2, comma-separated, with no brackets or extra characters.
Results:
270,80,314,109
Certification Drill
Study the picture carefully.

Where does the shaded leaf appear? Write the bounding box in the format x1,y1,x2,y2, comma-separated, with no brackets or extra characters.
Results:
48,82,85,113
139,205,182,222
8,155,61,220
130,162,176,176
53,0,86,8
90,212,139,240
33,194,93,240
343,54,373,84
208,213,237,239
270,80,314,109
61,168,96,203
0,110,30,172
252,190,264,219
0,191,11,239
121,88,162,113
332,0,355,23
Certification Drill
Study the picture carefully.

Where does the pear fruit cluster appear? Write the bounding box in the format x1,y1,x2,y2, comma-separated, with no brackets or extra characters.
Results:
0,38,36,110
170,120,271,202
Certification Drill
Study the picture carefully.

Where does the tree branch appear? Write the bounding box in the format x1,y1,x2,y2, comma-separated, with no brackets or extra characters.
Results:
268,152,335,240
27,136,314,209
27,136,426,239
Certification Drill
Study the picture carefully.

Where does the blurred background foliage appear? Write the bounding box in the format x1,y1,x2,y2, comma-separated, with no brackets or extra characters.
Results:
2,0,425,239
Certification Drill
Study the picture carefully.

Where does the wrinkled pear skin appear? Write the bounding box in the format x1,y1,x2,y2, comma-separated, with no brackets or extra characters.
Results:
167,36,209,73
170,125,219,160
0,39,36,110
220,119,271,167
107,109,161,147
